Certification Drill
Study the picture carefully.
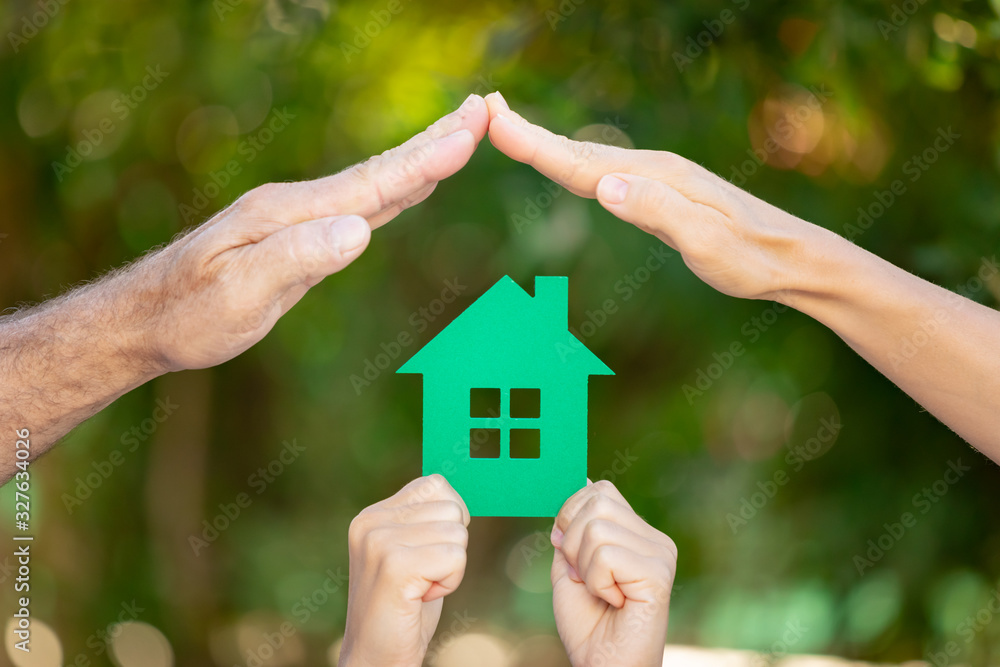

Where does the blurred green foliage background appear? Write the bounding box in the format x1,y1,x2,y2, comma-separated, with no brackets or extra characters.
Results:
2,0,1000,664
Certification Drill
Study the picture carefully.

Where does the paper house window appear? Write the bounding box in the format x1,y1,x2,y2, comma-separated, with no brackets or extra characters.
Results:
510,388,540,418
468,388,542,458
510,428,540,459
470,388,501,418
470,428,501,458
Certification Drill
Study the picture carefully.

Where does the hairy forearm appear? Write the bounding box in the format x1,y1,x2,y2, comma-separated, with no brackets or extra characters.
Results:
782,224,1000,457
0,264,164,482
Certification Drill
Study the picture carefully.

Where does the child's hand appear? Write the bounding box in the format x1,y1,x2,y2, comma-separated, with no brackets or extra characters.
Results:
340,474,470,667
551,481,677,667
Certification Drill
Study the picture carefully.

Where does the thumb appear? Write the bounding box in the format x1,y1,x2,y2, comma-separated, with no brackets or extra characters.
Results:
251,214,371,294
595,173,695,249
551,546,583,586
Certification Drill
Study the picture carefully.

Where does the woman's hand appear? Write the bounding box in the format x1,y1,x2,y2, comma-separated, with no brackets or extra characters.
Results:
483,91,825,303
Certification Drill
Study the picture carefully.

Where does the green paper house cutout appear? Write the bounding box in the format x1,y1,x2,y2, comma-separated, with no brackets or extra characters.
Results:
397,276,614,517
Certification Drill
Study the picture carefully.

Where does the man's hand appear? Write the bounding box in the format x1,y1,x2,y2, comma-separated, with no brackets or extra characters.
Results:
340,475,470,667
144,93,489,372
551,481,676,667
0,94,489,481
482,91,1000,455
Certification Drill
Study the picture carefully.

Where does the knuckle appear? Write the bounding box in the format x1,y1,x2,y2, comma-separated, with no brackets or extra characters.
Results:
442,500,465,524
635,180,669,214
588,493,617,518
592,479,617,494
583,518,614,546
443,543,468,568
662,535,678,561
568,138,599,165
445,522,469,548
591,544,614,569
421,474,448,499
347,512,372,551
362,526,393,558
241,181,288,208
287,232,331,277
656,151,689,176
351,156,379,183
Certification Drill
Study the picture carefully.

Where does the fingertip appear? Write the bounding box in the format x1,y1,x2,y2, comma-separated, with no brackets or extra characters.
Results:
603,587,627,609
457,95,490,142
484,91,510,118
459,93,483,112
596,174,630,206
427,474,471,524
421,582,451,602
456,495,472,527
550,525,564,549
488,113,533,162
330,214,371,255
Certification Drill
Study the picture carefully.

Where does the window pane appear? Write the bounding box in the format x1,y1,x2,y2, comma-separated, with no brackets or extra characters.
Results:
510,429,540,459
470,388,501,418
470,429,501,458
510,388,540,418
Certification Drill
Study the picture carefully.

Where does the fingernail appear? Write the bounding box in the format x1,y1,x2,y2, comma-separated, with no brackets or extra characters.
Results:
598,175,629,204
550,526,564,548
331,215,370,252
459,93,478,111
491,90,509,110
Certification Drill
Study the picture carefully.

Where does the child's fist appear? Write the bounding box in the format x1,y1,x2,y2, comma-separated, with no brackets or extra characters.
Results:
340,474,470,667
551,480,677,667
